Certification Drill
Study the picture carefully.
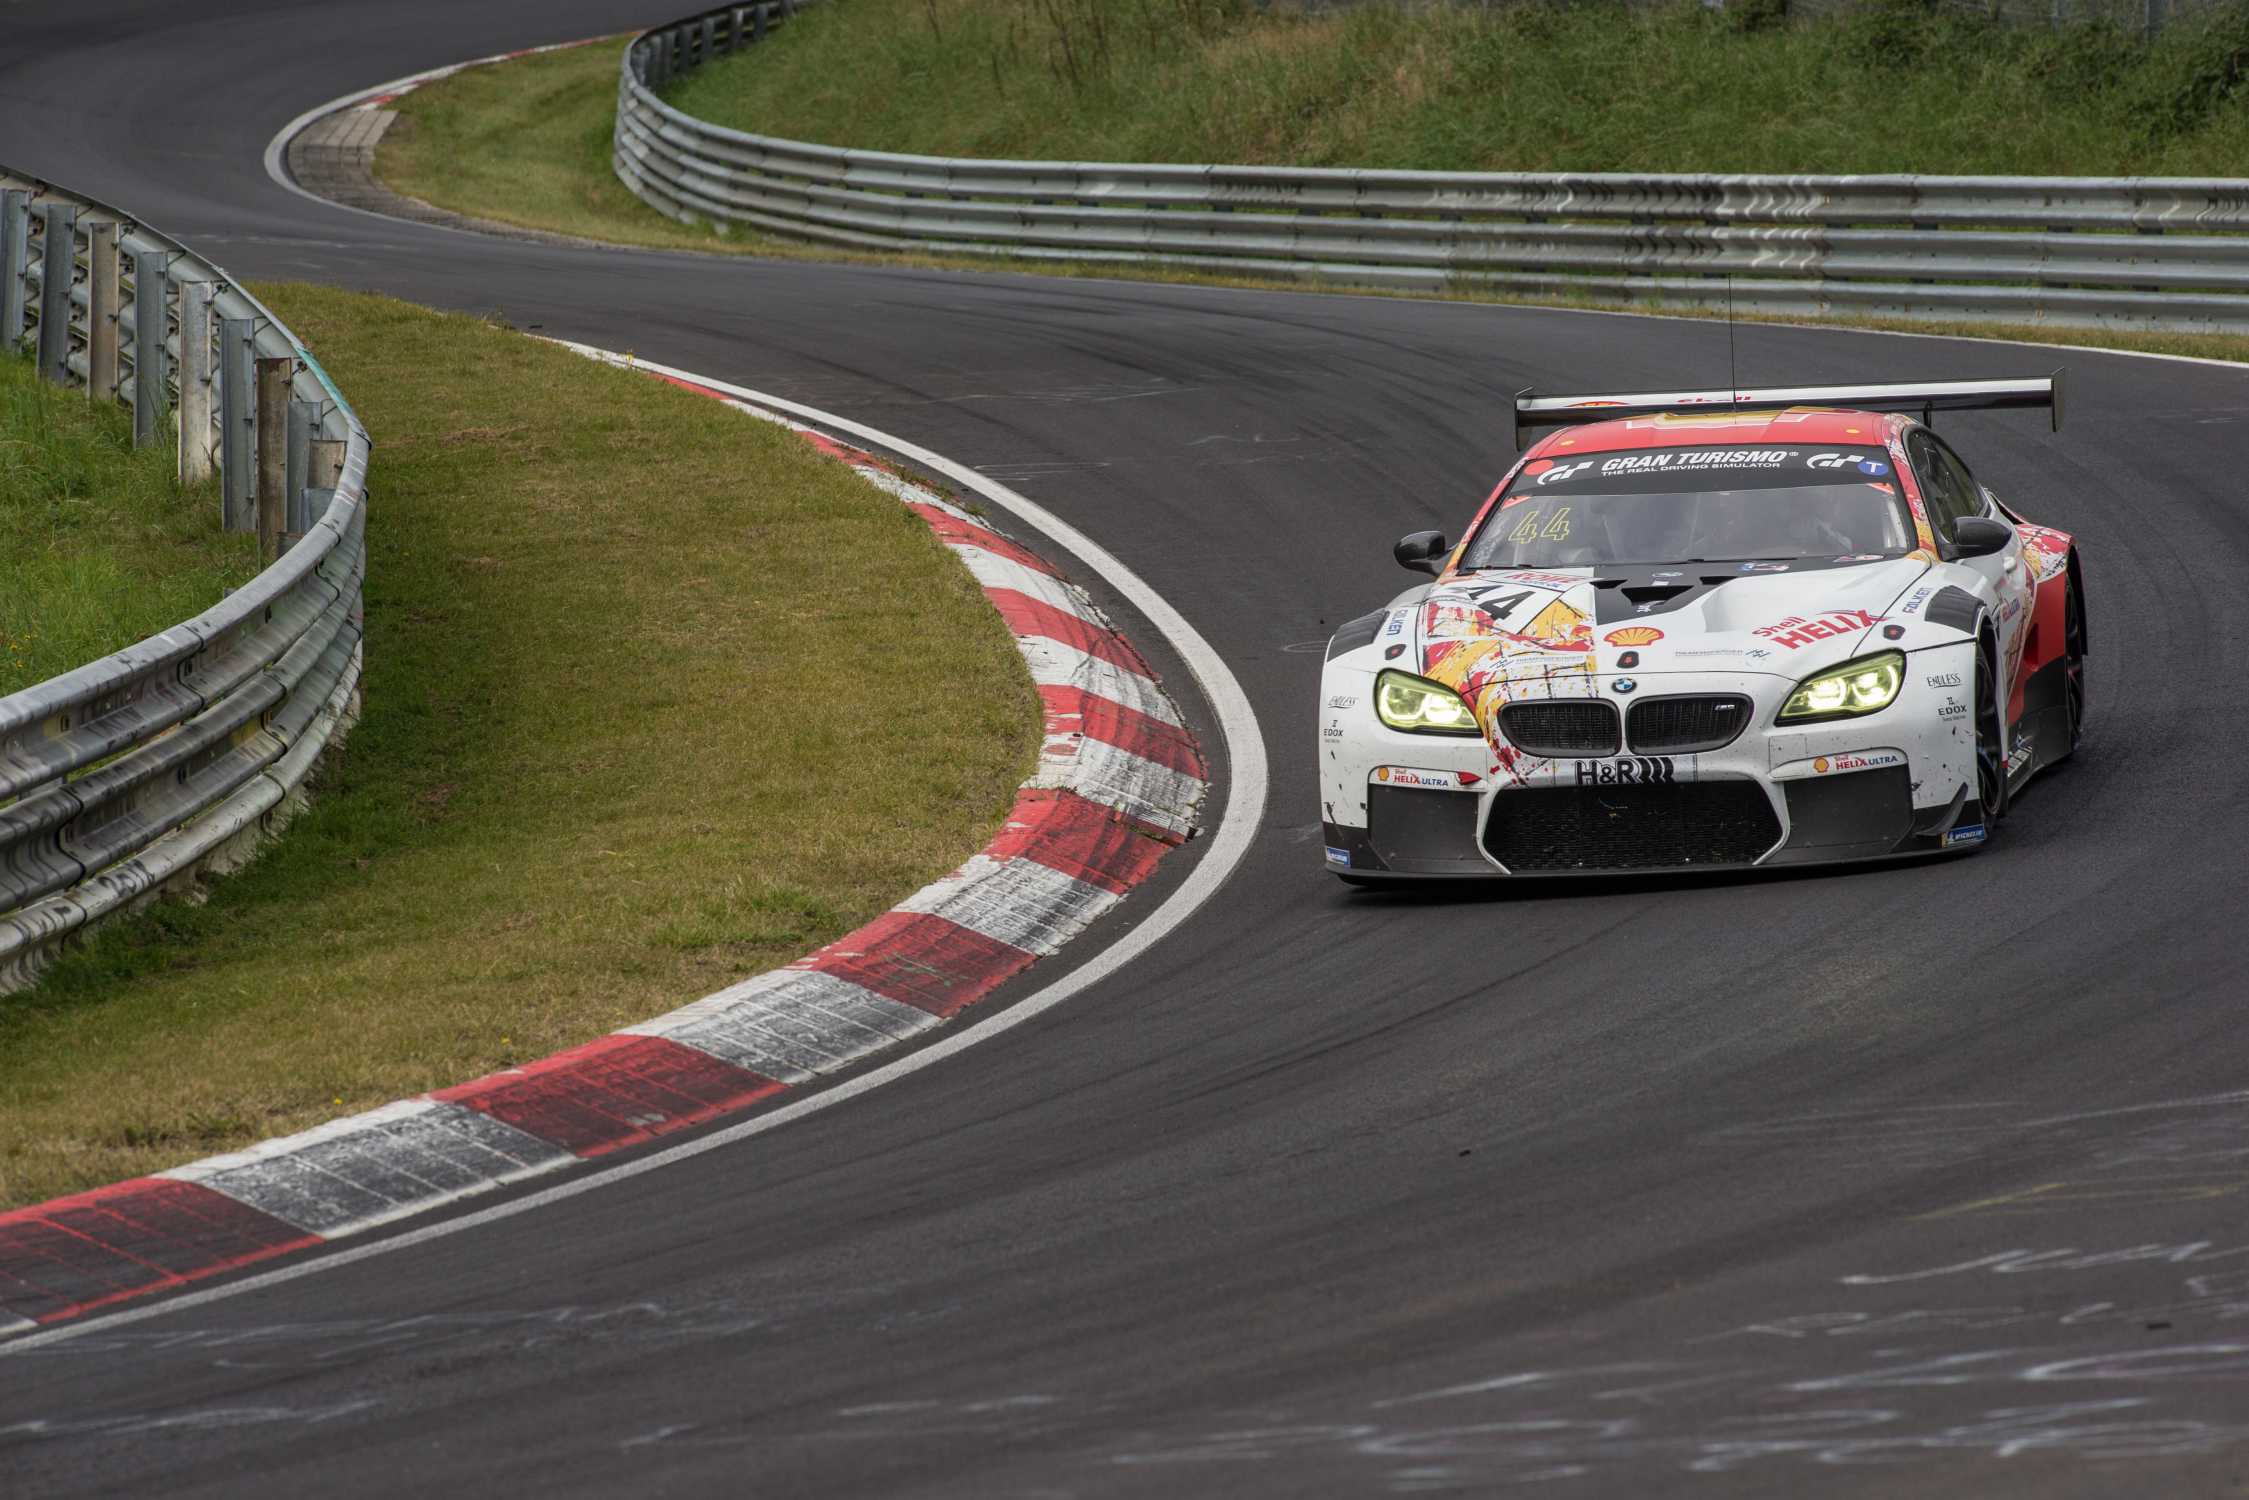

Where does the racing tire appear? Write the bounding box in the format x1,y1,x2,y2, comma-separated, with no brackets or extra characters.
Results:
1974,625,2009,824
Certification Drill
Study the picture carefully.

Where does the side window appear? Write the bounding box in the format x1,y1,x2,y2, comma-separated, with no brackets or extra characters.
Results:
1906,430,1969,546
1930,437,1988,520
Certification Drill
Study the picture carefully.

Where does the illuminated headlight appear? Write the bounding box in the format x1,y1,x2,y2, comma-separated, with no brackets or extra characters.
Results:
1375,670,1479,735
1777,651,1904,723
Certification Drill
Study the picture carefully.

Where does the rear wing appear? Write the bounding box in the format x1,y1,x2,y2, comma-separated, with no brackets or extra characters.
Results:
1513,374,2062,451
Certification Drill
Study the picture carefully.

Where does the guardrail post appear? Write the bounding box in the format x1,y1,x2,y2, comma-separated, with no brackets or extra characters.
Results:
0,188,27,352
255,355,292,559
219,315,255,530
285,399,314,539
310,435,345,489
305,435,346,529
177,280,215,484
87,220,120,402
36,202,77,384
131,248,169,447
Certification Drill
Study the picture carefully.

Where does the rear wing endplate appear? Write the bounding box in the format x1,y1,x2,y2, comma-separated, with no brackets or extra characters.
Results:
1513,374,2062,451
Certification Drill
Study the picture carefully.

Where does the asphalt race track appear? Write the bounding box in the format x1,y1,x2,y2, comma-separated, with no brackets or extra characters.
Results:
9,5,2249,1494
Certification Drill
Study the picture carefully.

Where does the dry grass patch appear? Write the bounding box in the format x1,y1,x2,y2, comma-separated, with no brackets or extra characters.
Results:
0,285,1038,1208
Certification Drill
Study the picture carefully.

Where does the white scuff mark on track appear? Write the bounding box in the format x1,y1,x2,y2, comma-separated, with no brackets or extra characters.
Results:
0,356,1268,1355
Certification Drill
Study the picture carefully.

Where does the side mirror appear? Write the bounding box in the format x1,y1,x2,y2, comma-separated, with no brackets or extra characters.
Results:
1394,530,1451,576
1951,515,2011,559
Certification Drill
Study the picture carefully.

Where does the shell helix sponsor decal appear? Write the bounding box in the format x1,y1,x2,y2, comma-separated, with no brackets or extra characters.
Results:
1603,626,1664,647
1774,748,1907,780
1371,766,1482,791
1753,609,1884,650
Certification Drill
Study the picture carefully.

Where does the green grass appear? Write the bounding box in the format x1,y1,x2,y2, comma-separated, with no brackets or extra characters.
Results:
374,36,750,254
0,351,255,696
668,0,2249,175
0,285,1039,1208
372,8,2249,368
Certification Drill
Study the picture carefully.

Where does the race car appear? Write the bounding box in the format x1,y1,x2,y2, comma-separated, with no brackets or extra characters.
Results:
1319,377,2086,881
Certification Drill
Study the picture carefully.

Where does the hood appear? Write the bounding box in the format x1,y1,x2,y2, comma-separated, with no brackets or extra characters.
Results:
1414,559,1930,723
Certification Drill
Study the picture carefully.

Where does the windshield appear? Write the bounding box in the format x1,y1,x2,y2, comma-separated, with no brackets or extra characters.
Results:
1462,444,1913,570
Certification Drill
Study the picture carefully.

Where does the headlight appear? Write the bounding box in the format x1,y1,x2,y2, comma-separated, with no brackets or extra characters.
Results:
1375,670,1479,735
1777,651,1904,723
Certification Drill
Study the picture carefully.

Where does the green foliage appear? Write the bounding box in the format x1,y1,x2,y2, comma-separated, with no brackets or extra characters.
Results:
659,0,2249,175
0,287,1038,1208
0,351,255,695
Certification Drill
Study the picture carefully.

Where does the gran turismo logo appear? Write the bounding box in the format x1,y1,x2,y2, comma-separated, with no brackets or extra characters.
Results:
1807,450,1889,476
1536,460,1595,486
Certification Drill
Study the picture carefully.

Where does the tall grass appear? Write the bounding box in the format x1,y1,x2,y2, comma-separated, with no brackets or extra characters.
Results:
667,0,2249,174
0,352,255,696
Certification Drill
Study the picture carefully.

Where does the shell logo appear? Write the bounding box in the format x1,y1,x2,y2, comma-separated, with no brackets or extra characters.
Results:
1604,626,1664,647
1374,767,1391,782
1813,756,1831,773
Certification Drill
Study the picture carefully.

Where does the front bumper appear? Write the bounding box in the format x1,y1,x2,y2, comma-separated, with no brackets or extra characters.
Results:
1318,661,1984,880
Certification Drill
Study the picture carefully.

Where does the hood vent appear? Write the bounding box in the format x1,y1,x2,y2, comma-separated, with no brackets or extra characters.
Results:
1620,583,1693,608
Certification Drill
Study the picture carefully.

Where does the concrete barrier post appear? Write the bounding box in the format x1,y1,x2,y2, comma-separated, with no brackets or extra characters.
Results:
131,248,169,447
177,280,216,485
0,189,28,351
255,355,292,559
36,202,77,384
87,220,121,401
219,315,256,530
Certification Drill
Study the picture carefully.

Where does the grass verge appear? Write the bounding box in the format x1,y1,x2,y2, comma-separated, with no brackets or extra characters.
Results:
0,351,253,696
0,285,1038,1209
372,14,2249,369
665,0,2249,176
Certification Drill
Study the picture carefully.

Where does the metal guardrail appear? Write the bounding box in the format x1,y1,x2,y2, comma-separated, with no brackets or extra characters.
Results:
612,1,2249,333
0,163,367,991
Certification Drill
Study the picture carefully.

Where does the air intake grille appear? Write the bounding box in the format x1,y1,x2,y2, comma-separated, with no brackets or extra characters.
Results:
1483,782,1783,872
1627,695,1753,755
1496,701,1621,758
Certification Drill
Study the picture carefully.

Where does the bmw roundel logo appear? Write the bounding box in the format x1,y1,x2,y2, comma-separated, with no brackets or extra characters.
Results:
1613,677,1637,694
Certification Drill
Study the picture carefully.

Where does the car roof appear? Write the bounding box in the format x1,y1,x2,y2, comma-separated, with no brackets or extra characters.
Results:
1523,406,1909,461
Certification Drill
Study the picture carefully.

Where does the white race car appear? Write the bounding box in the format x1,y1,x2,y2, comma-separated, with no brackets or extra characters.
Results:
1319,379,2086,881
